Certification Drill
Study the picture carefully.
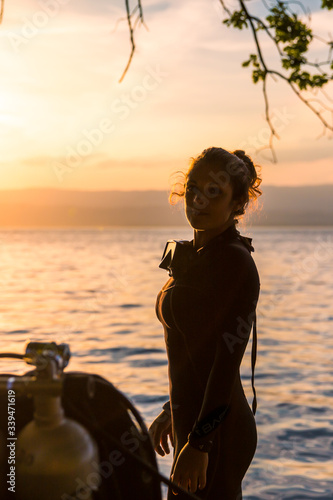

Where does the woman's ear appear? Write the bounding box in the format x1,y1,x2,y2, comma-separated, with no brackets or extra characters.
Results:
232,195,246,214
232,198,243,212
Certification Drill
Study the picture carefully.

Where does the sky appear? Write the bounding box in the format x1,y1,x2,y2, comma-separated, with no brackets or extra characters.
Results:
0,0,332,191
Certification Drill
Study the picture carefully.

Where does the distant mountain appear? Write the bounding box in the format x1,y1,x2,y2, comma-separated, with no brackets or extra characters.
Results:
250,184,333,226
0,185,332,227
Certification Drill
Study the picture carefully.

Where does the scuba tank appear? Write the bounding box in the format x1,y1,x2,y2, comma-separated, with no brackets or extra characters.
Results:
0,342,162,500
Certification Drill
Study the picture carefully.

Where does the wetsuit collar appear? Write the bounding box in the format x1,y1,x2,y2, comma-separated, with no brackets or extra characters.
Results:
159,225,254,278
194,224,254,254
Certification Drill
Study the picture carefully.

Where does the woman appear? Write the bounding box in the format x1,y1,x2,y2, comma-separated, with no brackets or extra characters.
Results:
149,147,262,500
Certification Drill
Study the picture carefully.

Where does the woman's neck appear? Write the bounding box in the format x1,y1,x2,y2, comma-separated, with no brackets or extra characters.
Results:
193,220,236,250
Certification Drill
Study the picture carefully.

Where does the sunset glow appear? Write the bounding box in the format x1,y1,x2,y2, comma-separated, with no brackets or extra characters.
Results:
0,0,332,191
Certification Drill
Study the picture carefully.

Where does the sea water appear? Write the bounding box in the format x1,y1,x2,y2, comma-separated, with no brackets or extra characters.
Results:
0,226,332,499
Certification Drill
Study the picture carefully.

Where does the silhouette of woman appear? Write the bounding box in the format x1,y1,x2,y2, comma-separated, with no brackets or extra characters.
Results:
149,147,262,500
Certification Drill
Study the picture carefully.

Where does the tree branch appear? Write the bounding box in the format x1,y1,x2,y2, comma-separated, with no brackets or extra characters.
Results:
0,0,4,23
239,0,279,156
119,1,146,83
119,1,136,83
220,0,333,161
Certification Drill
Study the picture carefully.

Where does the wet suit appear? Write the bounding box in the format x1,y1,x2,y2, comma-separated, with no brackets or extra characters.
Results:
155,224,260,500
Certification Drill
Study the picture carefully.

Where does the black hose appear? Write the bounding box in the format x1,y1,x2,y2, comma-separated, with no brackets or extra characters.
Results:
65,375,201,500
0,353,24,359
72,404,200,499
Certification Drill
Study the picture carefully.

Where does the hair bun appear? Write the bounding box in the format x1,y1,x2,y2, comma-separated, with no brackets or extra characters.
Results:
233,149,247,160
233,149,252,168
233,149,256,179
232,149,262,199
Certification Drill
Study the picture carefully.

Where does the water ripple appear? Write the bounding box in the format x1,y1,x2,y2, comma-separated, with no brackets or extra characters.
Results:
0,226,332,499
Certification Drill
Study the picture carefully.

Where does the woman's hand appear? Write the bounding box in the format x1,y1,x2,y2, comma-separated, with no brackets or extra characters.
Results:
171,442,208,494
148,410,173,456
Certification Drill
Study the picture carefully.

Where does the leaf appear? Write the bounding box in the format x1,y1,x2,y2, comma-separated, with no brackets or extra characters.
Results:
223,9,248,30
322,0,333,9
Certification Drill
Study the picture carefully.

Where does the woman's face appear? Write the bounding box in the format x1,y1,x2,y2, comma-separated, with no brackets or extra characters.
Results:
184,162,239,231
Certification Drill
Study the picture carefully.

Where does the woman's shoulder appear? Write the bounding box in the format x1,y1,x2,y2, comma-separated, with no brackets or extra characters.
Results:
211,235,255,264
208,237,259,286
200,226,255,263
